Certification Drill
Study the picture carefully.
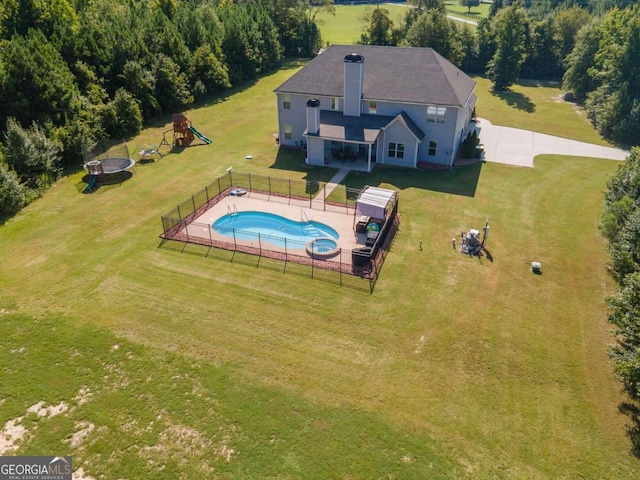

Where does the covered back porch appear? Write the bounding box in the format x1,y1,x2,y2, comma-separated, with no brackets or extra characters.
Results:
305,111,390,172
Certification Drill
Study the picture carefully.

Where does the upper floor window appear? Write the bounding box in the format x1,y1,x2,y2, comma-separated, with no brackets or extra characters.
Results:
283,94,291,109
427,106,446,123
388,142,405,159
331,97,338,110
368,101,377,114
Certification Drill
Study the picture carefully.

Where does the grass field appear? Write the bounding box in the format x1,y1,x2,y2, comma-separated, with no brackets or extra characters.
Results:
317,1,486,45
0,26,638,480
317,3,409,45
444,0,491,21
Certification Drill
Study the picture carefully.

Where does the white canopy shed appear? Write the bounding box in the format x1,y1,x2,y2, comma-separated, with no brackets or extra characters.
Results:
355,186,396,220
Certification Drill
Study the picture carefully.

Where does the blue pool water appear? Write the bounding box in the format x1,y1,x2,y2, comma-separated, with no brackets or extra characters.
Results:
213,211,339,246
309,238,338,253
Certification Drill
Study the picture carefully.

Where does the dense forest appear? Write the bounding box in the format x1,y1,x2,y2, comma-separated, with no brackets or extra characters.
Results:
0,0,638,217
0,0,333,216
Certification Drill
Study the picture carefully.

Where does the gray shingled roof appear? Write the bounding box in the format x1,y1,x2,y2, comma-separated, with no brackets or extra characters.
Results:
310,111,425,143
315,111,393,142
395,112,425,141
275,45,476,107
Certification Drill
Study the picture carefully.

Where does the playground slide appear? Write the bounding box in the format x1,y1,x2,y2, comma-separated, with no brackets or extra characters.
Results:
85,174,97,192
188,126,212,144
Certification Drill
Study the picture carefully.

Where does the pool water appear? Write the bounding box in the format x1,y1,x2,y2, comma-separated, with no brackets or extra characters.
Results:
213,211,339,246
309,238,338,253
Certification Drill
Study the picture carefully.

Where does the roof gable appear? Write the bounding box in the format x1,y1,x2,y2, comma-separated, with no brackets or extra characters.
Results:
386,112,425,141
274,45,476,107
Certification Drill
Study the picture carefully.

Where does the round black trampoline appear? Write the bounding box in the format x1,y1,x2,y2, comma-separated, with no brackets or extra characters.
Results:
85,157,135,175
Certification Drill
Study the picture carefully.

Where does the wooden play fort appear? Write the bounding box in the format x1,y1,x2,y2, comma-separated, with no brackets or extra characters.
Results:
159,114,211,153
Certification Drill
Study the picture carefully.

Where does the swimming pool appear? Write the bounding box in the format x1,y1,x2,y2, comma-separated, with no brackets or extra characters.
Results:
212,211,339,247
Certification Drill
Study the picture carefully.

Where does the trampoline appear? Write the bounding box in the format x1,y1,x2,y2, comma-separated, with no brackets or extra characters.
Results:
84,157,135,175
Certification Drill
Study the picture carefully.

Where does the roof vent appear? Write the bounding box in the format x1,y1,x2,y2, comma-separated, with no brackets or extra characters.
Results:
344,54,364,63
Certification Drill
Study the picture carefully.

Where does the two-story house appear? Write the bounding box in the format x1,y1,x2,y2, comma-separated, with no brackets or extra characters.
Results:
274,45,477,171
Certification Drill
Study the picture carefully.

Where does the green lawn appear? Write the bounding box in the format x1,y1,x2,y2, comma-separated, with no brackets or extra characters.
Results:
317,2,486,44
0,57,638,479
444,0,491,21
473,76,615,146
317,3,409,45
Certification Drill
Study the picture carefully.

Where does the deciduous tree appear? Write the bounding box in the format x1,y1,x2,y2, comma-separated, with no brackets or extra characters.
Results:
404,10,463,66
460,0,480,14
486,4,528,90
608,271,640,398
360,7,395,46
3,118,62,190
0,160,25,219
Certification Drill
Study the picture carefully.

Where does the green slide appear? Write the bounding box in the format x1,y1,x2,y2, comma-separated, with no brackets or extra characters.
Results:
188,126,212,144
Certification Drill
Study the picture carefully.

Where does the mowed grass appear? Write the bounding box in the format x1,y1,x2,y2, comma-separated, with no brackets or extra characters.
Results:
473,76,615,146
0,62,638,479
317,3,409,45
318,2,483,45
444,0,491,20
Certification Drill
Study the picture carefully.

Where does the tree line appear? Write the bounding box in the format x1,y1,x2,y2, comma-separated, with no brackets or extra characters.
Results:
361,0,640,146
601,146,640,411
0,0,333,218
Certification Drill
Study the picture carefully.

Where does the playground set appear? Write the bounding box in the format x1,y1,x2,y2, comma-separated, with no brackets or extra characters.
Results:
159,114,212,153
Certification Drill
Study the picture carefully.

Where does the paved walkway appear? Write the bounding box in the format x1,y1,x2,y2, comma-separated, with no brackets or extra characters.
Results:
474,118,629,168
312,167,350,209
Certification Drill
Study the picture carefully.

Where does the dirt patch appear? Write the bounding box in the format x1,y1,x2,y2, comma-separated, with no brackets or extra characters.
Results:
74,386,93,406
69,421,95,448
27,400,69,417
0,399,73,454
0,418,27,455
74,467,97,480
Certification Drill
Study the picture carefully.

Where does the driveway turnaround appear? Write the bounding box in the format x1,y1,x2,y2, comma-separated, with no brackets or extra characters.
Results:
475,118,629,167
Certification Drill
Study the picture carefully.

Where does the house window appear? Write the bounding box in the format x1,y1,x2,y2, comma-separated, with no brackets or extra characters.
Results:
427,106,446,123
283,94,291,109
284,125,292,140
368,101,377,114
428,140,437,156
331,97,338,110
388,142,405,159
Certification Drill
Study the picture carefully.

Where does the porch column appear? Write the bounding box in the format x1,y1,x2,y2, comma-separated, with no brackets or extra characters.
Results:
367,144,372,172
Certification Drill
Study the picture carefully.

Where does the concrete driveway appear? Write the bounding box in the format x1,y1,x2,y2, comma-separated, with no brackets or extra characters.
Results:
474,118,629,167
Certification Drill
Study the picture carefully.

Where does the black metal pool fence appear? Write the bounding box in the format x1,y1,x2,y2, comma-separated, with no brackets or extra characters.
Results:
159,171,399,293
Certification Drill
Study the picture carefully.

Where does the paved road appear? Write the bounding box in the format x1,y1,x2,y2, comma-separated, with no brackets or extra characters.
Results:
475,118,629,168
385,3,479,25
446,14,477,26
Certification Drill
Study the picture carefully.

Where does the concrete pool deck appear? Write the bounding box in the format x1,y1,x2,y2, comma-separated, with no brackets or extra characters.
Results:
184,191,366,257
